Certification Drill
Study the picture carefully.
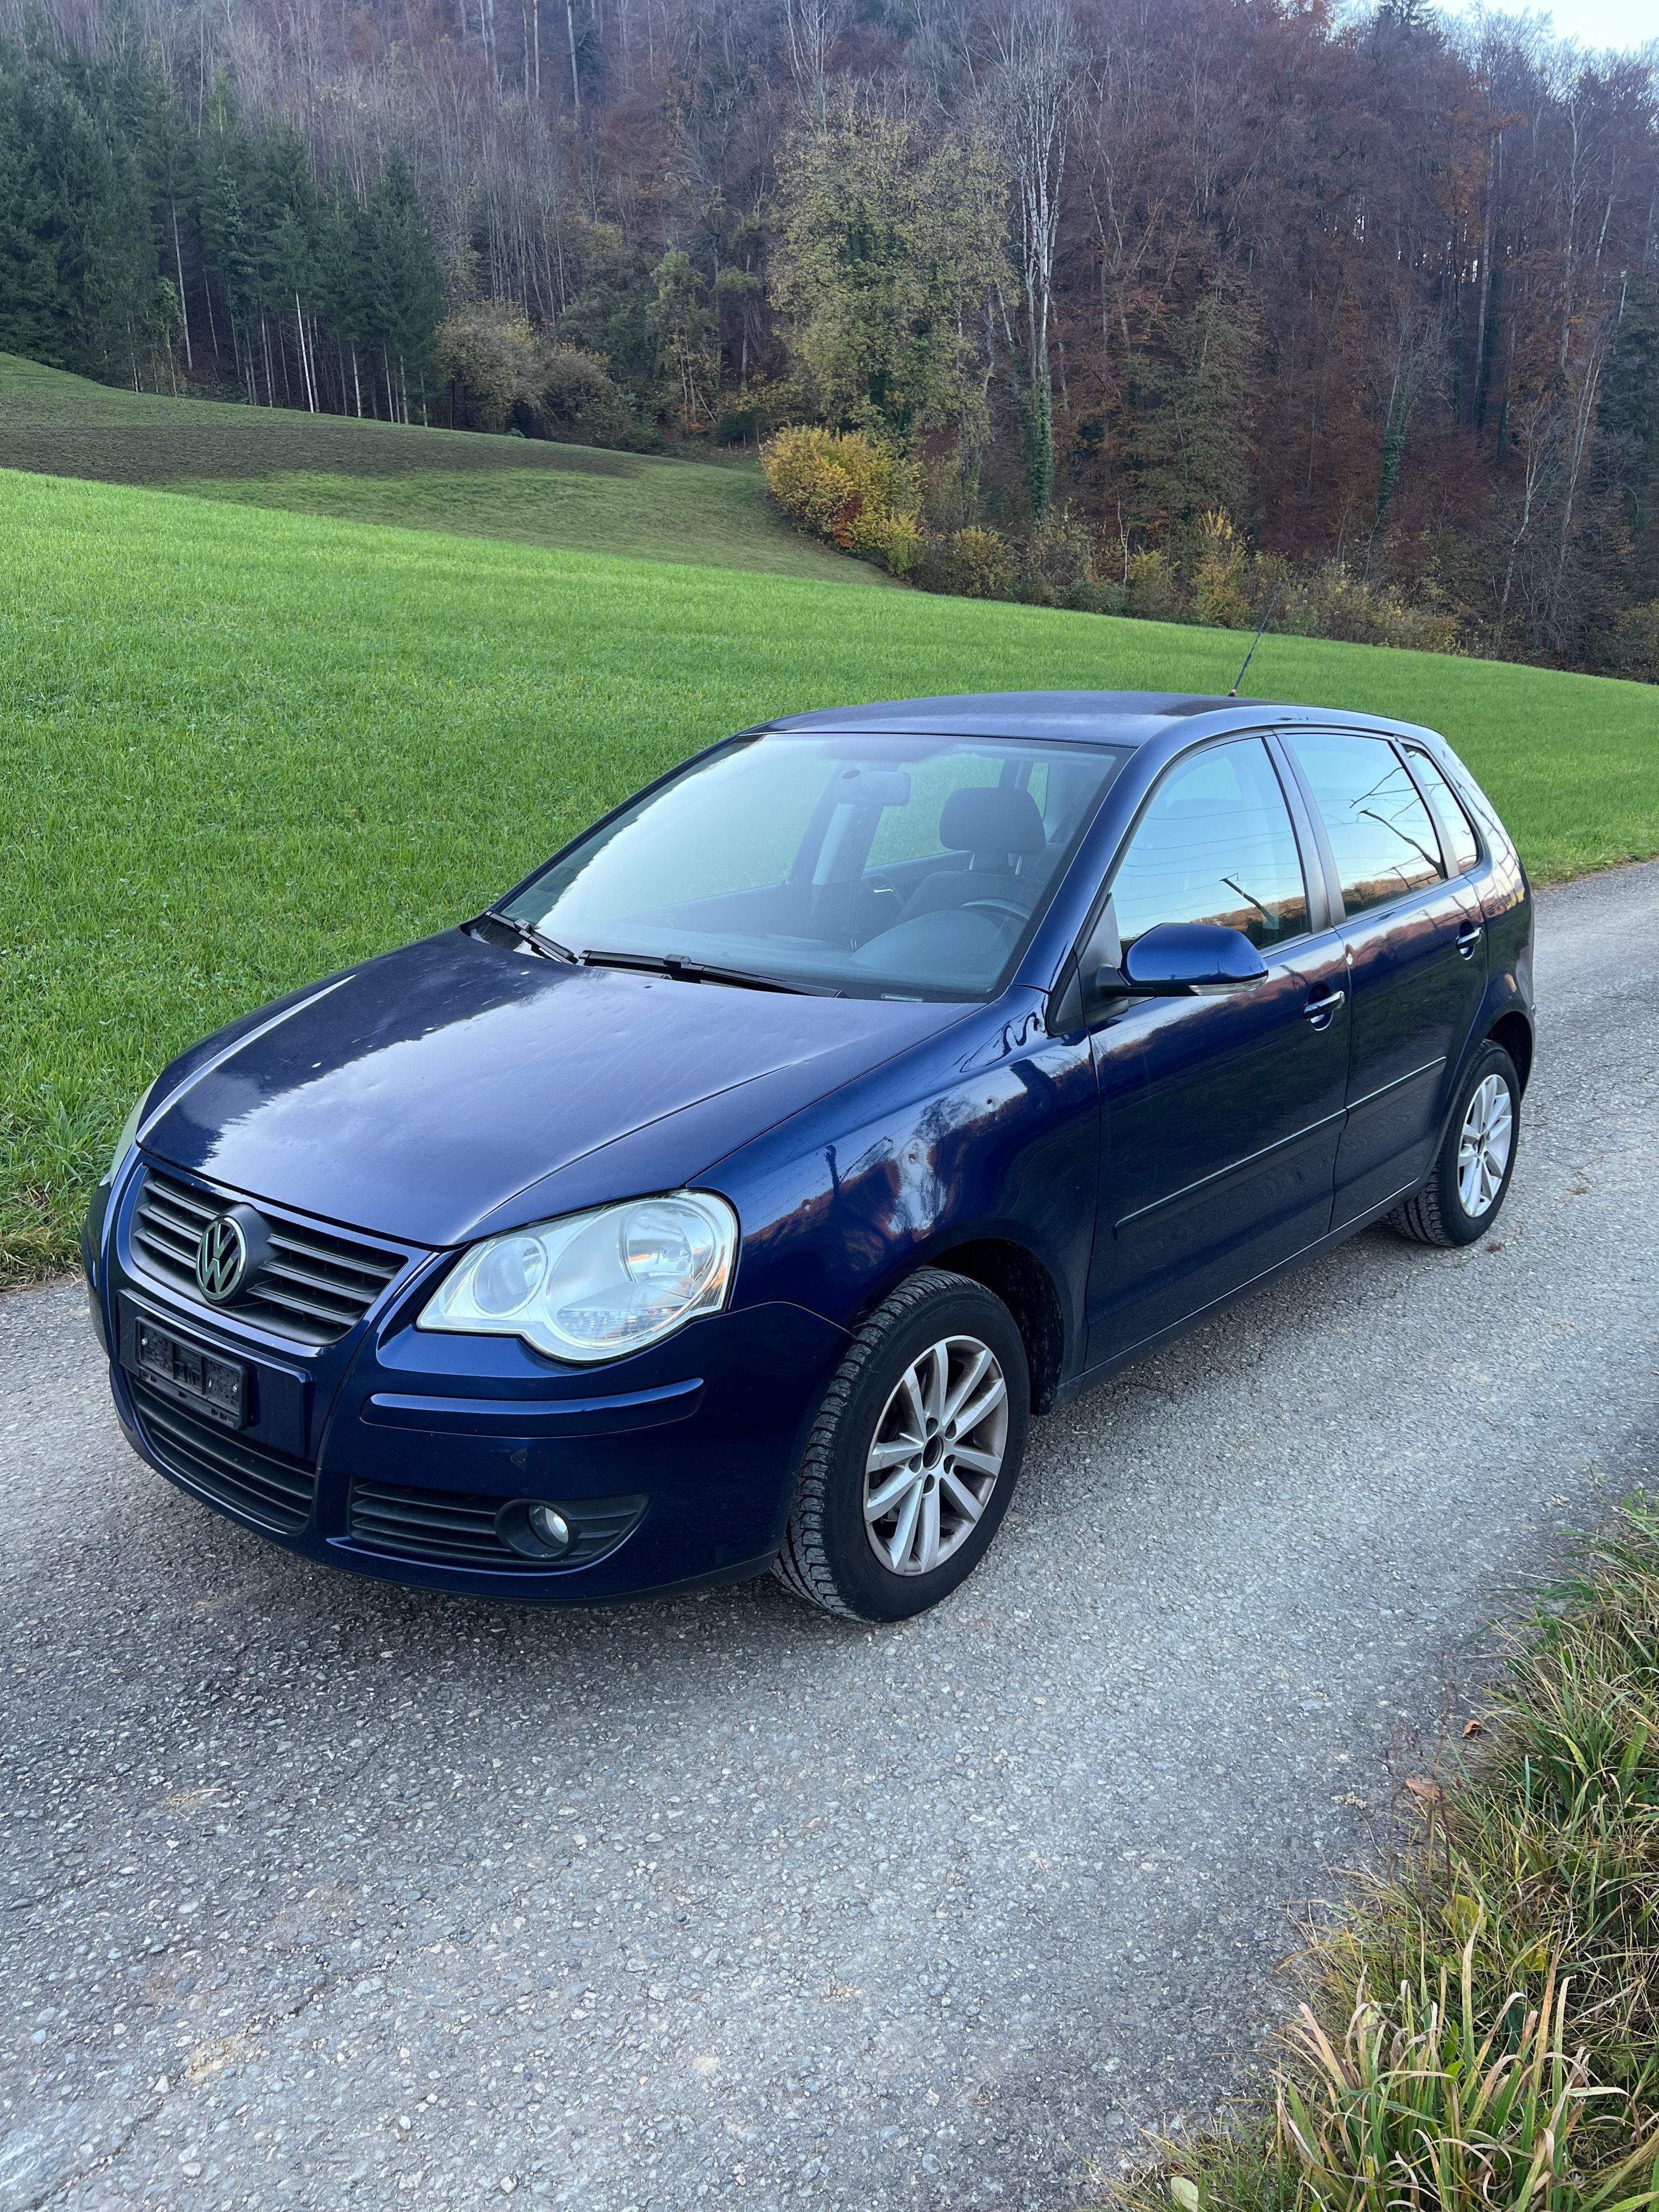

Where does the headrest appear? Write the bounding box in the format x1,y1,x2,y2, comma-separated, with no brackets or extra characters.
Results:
939,785,1046,858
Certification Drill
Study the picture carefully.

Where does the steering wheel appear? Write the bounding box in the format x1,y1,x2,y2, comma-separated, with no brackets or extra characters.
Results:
962,899,1028,924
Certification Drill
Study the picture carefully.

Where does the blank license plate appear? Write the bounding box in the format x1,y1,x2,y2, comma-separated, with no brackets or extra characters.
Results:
133,1321,247,1430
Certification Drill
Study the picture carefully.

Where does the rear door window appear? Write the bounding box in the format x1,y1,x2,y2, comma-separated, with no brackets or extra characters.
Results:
1286,732,1444,919
1109,738,1310,952
1403,748,1481,874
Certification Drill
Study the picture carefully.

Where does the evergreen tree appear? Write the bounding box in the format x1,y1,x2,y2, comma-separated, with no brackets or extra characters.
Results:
1120,273,1262,550
363,155,442,422
201,156,259,399
1597,280,1659,602
0,37,154,379
0,50,70,366
314,183,364,415
562,225,661,402
138,74,200,374
197,74,260,397
257,130,321,410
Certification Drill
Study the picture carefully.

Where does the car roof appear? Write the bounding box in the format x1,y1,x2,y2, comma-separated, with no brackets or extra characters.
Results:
757,690,1436,748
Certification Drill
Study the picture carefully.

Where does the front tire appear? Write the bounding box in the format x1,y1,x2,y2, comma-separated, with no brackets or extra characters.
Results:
774,1268,1030,1621
1389,1040,1520,1247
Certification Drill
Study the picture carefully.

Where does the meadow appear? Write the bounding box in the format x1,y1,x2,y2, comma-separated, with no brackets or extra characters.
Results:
0,353,886,586
2,460,1656,1280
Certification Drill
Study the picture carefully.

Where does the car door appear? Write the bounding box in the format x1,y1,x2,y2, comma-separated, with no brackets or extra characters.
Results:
1086,736,1351,1364
1280,729,1488,1229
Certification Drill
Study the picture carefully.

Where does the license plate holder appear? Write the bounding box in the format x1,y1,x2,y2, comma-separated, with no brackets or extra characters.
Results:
132,1320,249,1430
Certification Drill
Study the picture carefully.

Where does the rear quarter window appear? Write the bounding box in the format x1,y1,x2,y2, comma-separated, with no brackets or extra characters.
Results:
1404,747,1481,875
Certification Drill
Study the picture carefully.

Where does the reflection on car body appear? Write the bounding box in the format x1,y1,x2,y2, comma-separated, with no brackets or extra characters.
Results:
86,692,1534,1621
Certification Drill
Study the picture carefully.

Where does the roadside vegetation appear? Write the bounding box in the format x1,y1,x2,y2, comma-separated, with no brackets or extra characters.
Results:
762,427,1470,653
1101,1500,1659,2212
0,355,887,586
3,464,1656,1283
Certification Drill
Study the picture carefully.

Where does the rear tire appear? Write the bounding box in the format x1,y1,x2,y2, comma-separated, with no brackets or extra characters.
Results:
773,1268,1029,1622
1388,1040,1520,1248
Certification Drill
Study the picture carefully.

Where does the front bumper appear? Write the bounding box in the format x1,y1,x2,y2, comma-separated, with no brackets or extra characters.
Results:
95,1160,849,1602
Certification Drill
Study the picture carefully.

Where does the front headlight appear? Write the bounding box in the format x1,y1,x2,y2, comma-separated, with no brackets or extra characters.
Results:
418,1191,738,1363
104,1081,156,1185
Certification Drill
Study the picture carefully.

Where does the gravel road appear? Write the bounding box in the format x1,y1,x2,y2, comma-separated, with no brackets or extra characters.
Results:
3,861,1656,2212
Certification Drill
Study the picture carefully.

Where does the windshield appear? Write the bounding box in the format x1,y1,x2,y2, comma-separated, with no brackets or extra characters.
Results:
500,732,1129,1001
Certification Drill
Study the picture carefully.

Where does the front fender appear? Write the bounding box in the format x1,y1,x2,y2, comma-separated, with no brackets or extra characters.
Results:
714,1004,1098,1384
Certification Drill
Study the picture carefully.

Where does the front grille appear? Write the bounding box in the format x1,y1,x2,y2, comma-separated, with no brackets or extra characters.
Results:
349,1482,645,1571
131,1166,405,1347
129,1380,318,1534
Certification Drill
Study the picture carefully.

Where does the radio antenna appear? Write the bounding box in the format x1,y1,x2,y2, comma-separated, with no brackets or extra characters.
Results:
1228,580,1284,697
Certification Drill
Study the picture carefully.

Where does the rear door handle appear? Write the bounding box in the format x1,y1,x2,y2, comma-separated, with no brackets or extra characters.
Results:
1304,986,1345,1028
1457,918,1483,959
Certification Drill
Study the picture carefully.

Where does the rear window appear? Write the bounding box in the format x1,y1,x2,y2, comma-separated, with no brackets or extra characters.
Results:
1286,731,1444,920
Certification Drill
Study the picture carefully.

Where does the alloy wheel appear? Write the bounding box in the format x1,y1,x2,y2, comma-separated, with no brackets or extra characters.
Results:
1457,1073,1514,1218
862,1334,1008,1577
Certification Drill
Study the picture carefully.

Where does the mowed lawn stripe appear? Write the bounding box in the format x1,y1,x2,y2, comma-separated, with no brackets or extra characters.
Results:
0,351,890,588
166,468,900,584
3,465,1655,1278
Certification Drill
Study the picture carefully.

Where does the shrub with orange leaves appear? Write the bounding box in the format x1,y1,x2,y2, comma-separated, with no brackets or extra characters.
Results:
760,427,924,575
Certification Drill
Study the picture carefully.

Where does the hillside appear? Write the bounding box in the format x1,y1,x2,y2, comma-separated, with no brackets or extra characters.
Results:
3,463,1656,1279
0,354,890,586
7,0,1653,681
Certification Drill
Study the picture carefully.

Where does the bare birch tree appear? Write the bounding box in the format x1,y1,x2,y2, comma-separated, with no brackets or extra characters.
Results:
984,0,1076,519
783,0,845,122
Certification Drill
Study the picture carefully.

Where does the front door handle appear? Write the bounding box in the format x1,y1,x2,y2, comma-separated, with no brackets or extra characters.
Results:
1456,918,1483,960
1304,985,1345,1029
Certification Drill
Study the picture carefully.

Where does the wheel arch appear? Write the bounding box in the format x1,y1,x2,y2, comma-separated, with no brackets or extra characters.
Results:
917,1236,1068,1417
1486,1008,1534,1094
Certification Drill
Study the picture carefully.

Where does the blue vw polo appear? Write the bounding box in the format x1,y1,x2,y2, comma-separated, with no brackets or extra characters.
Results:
84,693,1534,1620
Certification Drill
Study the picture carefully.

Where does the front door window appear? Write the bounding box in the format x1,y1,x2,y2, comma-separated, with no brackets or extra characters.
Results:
1109,737,1310,950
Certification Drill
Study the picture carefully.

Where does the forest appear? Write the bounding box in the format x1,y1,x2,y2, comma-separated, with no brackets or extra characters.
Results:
2,0,1656,680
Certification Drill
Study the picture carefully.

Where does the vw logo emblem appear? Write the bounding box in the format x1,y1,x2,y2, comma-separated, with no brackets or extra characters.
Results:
196,1214,249,1303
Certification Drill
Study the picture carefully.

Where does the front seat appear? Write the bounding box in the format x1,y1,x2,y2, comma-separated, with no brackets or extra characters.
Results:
899,786,1048,924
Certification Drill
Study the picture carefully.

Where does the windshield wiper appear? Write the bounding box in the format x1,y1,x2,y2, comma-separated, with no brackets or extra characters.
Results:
477,910,578,963
578,949,835,996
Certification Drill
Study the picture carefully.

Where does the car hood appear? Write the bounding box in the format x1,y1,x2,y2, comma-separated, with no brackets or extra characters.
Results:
142,930,965,1246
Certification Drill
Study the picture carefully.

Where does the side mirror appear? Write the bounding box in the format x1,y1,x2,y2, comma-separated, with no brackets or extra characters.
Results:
1122,922,1268,993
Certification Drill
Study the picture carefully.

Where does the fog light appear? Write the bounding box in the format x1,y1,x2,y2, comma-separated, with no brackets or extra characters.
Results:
526,1503,572,1554
496,1497,582,1561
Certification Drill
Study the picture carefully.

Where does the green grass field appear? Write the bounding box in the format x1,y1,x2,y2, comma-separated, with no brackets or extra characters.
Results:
0,353,887,585
3,460,1656,1282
